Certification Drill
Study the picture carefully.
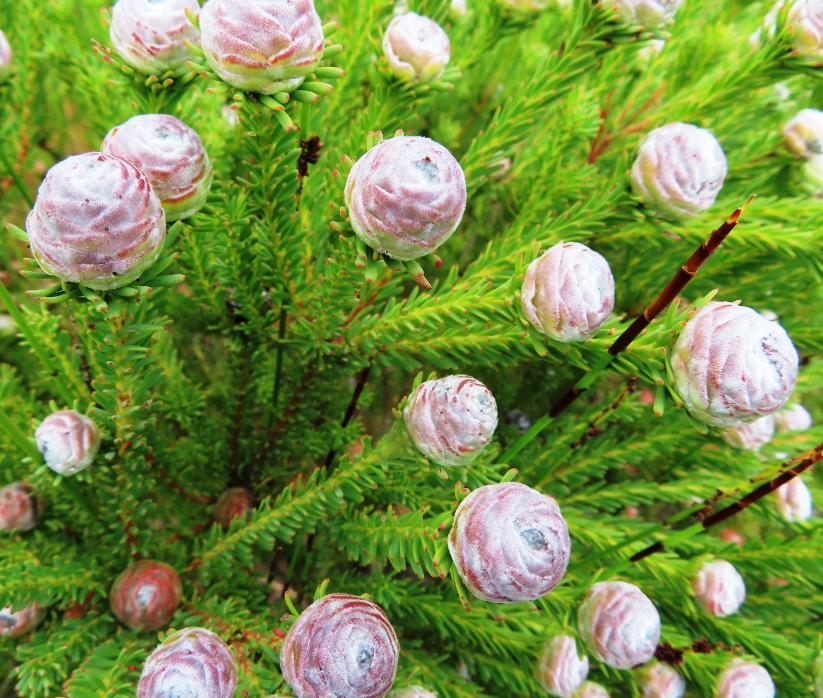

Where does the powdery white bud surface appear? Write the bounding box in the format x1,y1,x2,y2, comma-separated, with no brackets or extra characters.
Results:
602,0,684,27
110,560,182,631
0,604,43,638
200,0,324,95
110,0,201,76
451,0,467,16
536,635,589,698
280,593,399,698
138,627,237,698
692,560,746,618
0,482,38,532
716,660,775,698
815,647,823,698
0,29,12,77
775,477,813,522
26,153,166,290
35,410,102,476
721,415,775,451
388,687,437,698
382,13,450,84
573,682,610,698
783,108,823,159
403,375,497,466
214,488,255,529
448,482,571,603
638,663,685,698
775,404,813,433
788,0,823,59
630,123,727,220
671,302,798,428
345,136,467,261
102,114,213,222
521,242,614,342
577,581,661,670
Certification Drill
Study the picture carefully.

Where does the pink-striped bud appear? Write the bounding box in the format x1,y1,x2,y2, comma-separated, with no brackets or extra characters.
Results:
721,416,775,451
788,0,823,60
35,410,101,476
110,0,201,76
138,627,237,698
631,123,727,220
775,477,813,522
521,242,614,342
200,0,324,95
638,663,685,698
775,404,813,433
602,0,683,27
671,302,798,428
449,482,571,603
110,561,182,631
0,604,43,638
692,560,746,618
404,375,497,467
574,683,610,698
280,593,399,698
716,660,775,698
537,635,589,698
783,108,823,159
27,153,166,290
577,581,660,670
214,488,255,529
345,136,467,261
0,482,38,532
388,687,436,698
0,29,12,78
102,114,213,222
383,13,450,84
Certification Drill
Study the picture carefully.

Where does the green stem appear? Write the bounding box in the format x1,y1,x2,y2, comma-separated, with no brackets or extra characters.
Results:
0,147,33,208
270,305,288,421
300,102,312,138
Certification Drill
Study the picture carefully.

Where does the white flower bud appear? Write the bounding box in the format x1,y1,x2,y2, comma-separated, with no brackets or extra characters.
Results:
0,29,12,79
573,682,610,698
35,410,102,476
775,404,813,433
716,660,774,698
0,483,38,532
383,13,450,84
638,663,685,698
389,687,436,698
721,416,775,451
110,0,201,76
788,0,823,59
345,136,467,261
783,109,823,159
671,302,798,428
602,0,684,27
521,242,615,342
630,123,727,220
498,0,550,9
692,560,746,618
775,477,813,522
537,635,589,698
577,581,661,670
451,0,467,16
404,375,497,467
814,647,823,698
0,604,43,638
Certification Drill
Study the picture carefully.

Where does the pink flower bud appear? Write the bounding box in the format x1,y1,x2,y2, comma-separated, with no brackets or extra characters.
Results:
110,560,182,631
536,635,589,698
692,560,746,618
0,29,12,78
214,488,255,529
638,663,685,698
345,136,467,261
0,482,38,532
35,410,102,476
27,153,166,290
775,477,813,522
389,687,436,698
280,593,399,698
788,0,823,60
102,114,213,222
577,581,660,670
200,0,324,95
775,404,813,433
721,415,775,451
783,108,823,159
451,0,467,16
716,660,775,698
383,13,450,84
449,482,571,603
718,529,745,545
521,242,614,342
0,604,43,638
671,302,798,428
138,627,237,698
404,375,497,467
631,123,727,220
110,0,201,76
574,682,610,698
602,0,684,27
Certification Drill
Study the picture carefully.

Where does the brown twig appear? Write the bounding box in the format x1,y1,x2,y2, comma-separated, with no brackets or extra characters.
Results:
324,364,372,467
341,277,391,328
228,338,251,481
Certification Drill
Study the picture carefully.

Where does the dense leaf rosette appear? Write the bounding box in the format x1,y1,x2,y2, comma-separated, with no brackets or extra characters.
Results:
0,29,12,78
0,604,43,638
721,415,775,451
692,560,746,618
110,560,182,631
382,13,450,84
775,404,813,432
716,660,775,698
214,488,255,529
34,410,101,476
638,663,685,698
775,477,813,522
602,0,683,27
536,635,589,698
0,482,38,532
574,682,610,698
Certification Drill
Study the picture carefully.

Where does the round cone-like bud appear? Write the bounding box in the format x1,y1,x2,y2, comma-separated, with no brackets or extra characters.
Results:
775,477,813,522
110,560,182,631
775,404,813,433
35,410,101,476
721,415,775,451
448,482,571,603
783,108,823,159
403,375,497,467
788,0,823,60
280,593,399,698
814,647,823,698
0,604,43,638
383,13,450,84
110,0,201,76
521,242,615,342
718,528,745,545
200,0,324,95
345,136,467,261
138,627,237,698
692,560,746,618
26,153,166,290
573,683,610,698
451,0,467,16
638,663,685,698
671,302,798,428
602,0,684,27
0,482,38,532
630,123,727,220
102,114,213,222
0,29,12,79
716,660,775,698
536,635,589,698
214,488,255,529
388,687,436,698
577,581,661,670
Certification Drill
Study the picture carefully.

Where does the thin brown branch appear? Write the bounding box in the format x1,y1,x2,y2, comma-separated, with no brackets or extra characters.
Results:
341,277,390,328
324,364,372,467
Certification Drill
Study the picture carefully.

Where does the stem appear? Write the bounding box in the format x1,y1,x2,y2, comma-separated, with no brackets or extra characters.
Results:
0,146,33,207
270,305,288,422
324,364,372,467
